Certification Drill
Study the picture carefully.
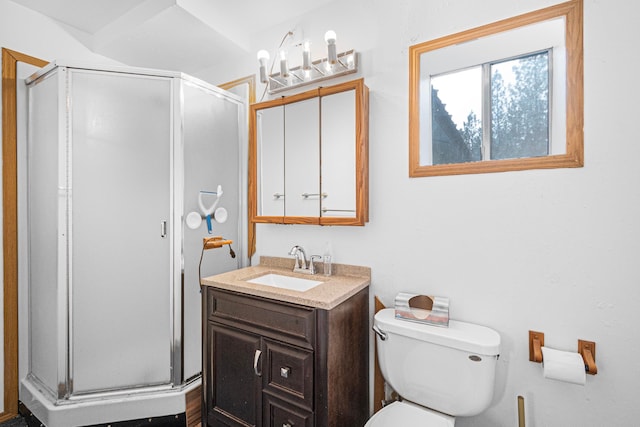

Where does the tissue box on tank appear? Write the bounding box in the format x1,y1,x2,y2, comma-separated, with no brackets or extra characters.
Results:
394,292,449,327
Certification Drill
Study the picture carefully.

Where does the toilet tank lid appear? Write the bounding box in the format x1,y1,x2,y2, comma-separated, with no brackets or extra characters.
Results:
375,308,500,355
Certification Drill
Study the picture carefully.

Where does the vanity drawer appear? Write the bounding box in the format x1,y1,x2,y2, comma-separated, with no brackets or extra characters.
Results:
264,339,313,410
208,288,316,348
263,394,314,427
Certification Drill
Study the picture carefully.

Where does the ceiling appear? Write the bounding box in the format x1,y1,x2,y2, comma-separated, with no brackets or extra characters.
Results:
11,0,333,74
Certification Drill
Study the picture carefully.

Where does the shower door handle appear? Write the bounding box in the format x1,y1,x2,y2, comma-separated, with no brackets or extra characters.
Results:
160,221,167,238
253,349,262,376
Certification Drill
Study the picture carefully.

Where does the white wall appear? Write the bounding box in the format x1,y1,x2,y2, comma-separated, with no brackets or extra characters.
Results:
0,1,121,65
198,0,640,425
0,0,121,414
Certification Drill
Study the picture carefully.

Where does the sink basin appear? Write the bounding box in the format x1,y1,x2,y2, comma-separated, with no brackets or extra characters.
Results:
246,273,323,292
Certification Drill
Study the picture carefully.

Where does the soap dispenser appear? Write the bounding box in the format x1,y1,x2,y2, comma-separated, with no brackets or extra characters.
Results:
323,242,332,276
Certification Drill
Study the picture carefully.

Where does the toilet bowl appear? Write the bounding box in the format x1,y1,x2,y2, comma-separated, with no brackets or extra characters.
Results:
366,308,500,426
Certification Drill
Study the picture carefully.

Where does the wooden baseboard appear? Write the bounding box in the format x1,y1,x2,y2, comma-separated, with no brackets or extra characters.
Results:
186,384,202,427
373,296,386,414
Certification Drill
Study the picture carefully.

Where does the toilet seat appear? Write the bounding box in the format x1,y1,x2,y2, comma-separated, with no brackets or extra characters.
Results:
365,401,455,427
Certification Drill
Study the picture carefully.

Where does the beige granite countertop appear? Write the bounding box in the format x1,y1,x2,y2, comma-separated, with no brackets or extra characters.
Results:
201,256,370,310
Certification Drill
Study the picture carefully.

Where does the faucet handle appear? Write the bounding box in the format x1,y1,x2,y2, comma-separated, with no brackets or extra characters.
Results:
309,255,321,275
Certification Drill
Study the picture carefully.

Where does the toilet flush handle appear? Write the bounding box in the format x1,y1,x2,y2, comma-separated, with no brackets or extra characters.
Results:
372,325,387,341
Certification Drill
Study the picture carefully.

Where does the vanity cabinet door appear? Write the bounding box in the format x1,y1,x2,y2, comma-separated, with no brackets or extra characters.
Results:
206,322,262,427
263,339,314,410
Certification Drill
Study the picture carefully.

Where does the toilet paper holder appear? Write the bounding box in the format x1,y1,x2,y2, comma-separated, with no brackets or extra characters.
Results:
528,330,598,375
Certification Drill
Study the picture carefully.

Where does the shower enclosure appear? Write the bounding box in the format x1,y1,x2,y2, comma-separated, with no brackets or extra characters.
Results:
20,62,246,426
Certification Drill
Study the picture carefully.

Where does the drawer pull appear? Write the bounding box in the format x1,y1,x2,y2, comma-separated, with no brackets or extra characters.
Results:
253,350,262,377
280,366,291,378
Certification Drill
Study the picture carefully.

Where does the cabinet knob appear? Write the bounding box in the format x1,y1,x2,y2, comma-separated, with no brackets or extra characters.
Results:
280,366,291,378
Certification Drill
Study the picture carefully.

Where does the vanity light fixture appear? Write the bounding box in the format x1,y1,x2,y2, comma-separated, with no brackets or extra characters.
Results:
256,30,358,94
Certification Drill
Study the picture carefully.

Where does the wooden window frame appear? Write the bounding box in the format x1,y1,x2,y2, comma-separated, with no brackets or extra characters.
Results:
409,0,583,177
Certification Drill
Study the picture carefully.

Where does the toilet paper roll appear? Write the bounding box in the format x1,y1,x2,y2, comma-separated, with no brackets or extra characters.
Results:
541,346,586,385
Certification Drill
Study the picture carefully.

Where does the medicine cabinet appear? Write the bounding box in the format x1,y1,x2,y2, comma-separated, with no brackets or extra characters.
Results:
249,78,369,225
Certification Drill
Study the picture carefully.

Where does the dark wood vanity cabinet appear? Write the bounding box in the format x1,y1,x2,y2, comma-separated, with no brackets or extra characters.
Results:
202,286,369,427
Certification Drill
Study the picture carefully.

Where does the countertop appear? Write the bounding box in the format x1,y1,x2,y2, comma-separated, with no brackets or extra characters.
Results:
201,256,370,310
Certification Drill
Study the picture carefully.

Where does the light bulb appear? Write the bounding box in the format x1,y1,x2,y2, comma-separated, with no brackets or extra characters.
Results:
256,49,269,65
257,50,270,83
325,30,337,65
324,30,337,44
302,40,311,70
279,49,289,77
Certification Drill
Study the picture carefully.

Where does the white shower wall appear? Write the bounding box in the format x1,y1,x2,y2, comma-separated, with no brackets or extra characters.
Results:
21,62,245,426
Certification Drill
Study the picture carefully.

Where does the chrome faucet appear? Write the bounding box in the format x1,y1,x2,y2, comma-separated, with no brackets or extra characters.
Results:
289,245,307,270
288,245,316,274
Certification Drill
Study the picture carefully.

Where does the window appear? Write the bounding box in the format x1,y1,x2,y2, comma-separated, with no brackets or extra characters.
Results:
490,52,550,161
431,66,482,165
409,0,583,177
431,50,550,165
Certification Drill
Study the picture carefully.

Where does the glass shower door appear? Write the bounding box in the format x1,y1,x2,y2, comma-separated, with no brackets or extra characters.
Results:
69,69,173,395
181,81,242,382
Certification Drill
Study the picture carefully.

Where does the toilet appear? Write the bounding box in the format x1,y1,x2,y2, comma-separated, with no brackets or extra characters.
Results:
366,308,501,426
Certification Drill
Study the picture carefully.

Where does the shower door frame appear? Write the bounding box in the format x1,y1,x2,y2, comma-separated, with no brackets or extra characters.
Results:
26,65,178,400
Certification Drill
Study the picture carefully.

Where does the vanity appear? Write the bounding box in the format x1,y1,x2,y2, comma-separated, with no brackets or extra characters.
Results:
201,257,370,427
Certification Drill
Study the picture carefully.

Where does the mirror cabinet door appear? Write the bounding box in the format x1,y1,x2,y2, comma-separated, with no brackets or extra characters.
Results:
320,89,356,217
284,98,320,217
256,105,284,217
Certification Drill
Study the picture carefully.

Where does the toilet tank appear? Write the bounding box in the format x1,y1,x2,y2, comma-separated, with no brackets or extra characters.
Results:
374,308,500,417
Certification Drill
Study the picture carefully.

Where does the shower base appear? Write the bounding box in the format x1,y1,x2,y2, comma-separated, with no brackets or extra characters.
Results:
20,377,200,427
